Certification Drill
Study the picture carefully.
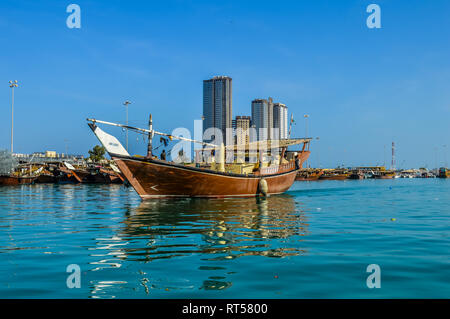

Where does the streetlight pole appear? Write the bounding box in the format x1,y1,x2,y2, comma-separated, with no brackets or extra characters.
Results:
304,114,309,137
9,81,18,154
444,145,448,168
434,146,438,172
123,100,131,151
64,139,70,157
316,137,320,168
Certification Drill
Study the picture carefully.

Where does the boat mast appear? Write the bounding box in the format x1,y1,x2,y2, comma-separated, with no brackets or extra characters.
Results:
147,114,153,158
288,113,294,138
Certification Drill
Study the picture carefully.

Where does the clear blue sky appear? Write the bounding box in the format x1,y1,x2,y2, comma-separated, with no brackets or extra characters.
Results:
1,0,449,168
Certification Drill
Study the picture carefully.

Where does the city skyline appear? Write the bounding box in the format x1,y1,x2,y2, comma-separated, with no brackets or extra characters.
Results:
1,1,449,169
250,97,289,141
203,74,290,145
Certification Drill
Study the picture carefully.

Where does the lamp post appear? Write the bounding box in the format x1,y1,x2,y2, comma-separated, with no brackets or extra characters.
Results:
304,114,309,137
123,100,131,151
444,145,448,168
9,81,18,154
434,147,438,172
64,139,70,158
316,137,320,168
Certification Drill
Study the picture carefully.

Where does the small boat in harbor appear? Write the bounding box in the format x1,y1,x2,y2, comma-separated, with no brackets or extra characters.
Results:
348,170,365,180
84,166,124,184
35,170,57,183
50,162,124,184
0,164,38,186
54,162,84,183
372,170,396,179
319,169,349,180
87,118,311,199
438,167,449,178
295,169,323,181
0,174,36,185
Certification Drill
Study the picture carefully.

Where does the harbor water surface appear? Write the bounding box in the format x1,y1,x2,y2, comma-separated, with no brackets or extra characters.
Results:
0,179,449,298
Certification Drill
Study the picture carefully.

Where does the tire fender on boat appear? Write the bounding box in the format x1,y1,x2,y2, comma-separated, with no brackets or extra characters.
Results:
259,178,268,197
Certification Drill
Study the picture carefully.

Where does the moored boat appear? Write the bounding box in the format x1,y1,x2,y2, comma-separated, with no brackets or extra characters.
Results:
0,163,38,186
295,169,323,181
0,175,36,185
319,169,349,180
55,162,84,183
35,172,57,183
372,171,396,179
348,170,365,180
87,118,311,199
438,167,449,178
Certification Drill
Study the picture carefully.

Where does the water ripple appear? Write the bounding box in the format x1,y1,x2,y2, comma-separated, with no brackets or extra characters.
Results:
0,180,449,298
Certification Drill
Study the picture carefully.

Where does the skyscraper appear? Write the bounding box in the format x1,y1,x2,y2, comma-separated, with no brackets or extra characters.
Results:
251,97,287,140
203,76,233,145
251,98,269,141
273,102,288,139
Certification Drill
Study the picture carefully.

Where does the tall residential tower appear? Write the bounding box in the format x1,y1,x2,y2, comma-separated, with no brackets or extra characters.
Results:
273,102,288,139
203,76,233,145
251,98,270,140
251,98,287,140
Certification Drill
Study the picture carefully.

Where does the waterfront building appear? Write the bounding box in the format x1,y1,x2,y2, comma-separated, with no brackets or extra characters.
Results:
45,151,57,158
203,76,233,145
251,98,270,140
273,103,288,139
252,97,288,140
233,116,251,145
12,152,84,163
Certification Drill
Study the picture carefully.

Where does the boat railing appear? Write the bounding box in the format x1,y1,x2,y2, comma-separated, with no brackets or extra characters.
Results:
260,162,294,175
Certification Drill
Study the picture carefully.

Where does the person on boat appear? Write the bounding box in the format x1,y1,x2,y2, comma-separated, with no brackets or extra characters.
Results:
160,150,166,161
294,152,300,169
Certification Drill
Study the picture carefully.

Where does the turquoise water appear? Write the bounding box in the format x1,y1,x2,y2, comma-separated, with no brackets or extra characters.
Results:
0,179,449,298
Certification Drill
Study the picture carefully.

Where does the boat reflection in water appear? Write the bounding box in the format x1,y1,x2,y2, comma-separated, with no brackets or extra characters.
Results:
88,194,309,297
122,194,308,259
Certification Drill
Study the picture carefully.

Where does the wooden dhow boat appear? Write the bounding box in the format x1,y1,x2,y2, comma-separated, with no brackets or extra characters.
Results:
87,118,311,199
319,169,350,180
0,164,39,186
295,168,324,181
0,174,36,185
348,170,365,180
438,167,449,178
372,170,396,179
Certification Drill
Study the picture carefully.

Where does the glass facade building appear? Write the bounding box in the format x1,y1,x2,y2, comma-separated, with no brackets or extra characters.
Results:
203,76,233,145
251,98,287,140
273,102,288,139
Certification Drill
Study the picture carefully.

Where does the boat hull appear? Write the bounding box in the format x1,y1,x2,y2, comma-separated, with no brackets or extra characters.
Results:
348,173,364,180
0,175,36,185
319,174,349,181
36,174,57,183
438,168,449,178
112,155,299,199
372,175,394,179
295,170,323,181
